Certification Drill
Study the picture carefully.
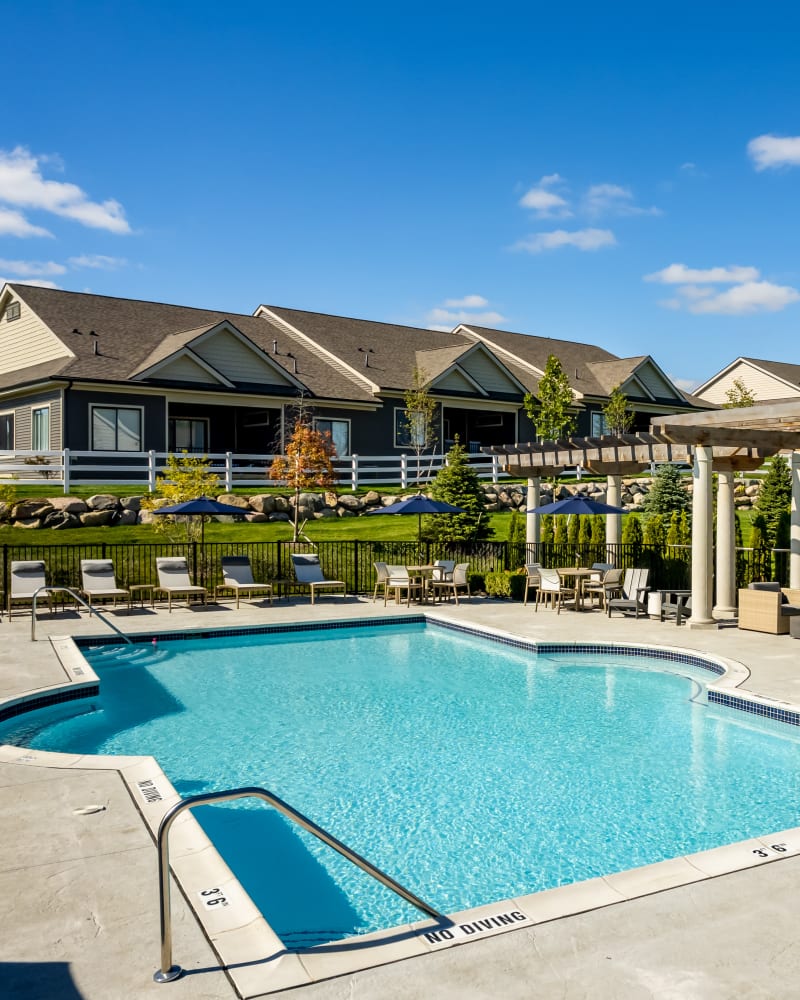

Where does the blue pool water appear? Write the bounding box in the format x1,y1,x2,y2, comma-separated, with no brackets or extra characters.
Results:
3,621,800,947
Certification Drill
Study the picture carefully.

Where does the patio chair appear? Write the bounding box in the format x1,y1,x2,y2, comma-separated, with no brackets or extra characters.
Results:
523,562,542,606
79,559,131,614
7,560,51,618
535,567,575,614
606,568,649,618
372,561,390,602
290,553,346,605
430,562,471,605
661,592,692,625
216,556,273,609
738,582,800,634
583,567,623,609
432,560,455,582
155,557,208,612
384,565,424,606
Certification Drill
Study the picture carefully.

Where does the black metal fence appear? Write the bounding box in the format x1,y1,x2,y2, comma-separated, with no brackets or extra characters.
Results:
0,538,788,600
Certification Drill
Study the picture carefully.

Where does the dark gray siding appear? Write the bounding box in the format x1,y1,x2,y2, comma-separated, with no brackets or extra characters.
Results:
66,390,166,450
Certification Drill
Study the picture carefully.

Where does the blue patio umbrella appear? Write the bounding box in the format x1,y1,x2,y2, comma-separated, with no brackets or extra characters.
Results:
367,493,464,546
152,495,248,551
525,495,627,516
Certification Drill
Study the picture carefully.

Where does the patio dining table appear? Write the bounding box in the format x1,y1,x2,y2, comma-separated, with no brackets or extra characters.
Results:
405,565,437,603
556,567,596,610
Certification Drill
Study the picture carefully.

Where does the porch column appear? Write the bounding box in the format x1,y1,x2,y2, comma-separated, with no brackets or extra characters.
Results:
791,451,800,589
713,465,736,617
688,444,716,628
606,474,622,561
526,477,541,547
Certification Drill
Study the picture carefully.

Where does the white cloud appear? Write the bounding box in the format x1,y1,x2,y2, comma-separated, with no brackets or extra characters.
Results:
688,281,800,315
676,284,714,301
0,206,52,238
747,133,800,171
584,183,661,217
0,259,66,277
427,307,506,327
669,375,700,393
443,294,488,309
68,254,128,270
0,146,131,234
0,276,59,289
512,228,616,253
519,173,571,217
644,263,760,284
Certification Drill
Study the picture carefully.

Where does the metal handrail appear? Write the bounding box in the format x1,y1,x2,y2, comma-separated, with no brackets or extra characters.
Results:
31,586,133,644
154,786,446,984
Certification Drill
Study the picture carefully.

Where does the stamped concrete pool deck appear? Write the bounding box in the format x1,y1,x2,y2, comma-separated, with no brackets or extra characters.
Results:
2,595,800,999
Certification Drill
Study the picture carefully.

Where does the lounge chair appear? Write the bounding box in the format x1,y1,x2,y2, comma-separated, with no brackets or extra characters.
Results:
290,553,346,605
7,560,51,618
430,562,471,605
523,562,542,606
535,568,575,613
215,556,273,608
384,565,424,606
738,582,800,634
80,559,131,614
606,568,649,618
155,557,208,612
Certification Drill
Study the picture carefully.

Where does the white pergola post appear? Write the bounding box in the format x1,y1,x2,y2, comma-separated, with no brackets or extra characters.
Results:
606,474,622,561
688,444,716,628
791,451,800,590
714,466,736,617
526,477,540,548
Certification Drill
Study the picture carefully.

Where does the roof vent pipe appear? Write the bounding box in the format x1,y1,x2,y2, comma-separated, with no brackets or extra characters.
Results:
93,339,99,355
272,339,278,354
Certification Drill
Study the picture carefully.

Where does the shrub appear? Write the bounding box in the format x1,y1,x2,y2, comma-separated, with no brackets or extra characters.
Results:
485,570,512,598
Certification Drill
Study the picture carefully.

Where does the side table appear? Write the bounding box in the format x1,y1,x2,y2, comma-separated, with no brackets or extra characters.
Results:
129,584,155,609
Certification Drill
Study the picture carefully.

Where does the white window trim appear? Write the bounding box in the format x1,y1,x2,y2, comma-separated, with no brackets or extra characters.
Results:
313,416,351,456
90,403,144,452
31,403,51,451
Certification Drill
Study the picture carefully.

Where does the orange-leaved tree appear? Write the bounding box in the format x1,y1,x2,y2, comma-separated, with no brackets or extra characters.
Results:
269,420,338,540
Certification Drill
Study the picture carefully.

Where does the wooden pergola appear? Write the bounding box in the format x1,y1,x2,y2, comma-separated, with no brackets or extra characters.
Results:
485,400,800,628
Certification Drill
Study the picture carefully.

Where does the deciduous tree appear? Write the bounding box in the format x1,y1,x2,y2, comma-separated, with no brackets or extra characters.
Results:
523,354,576,441
142,452,220,542
602,385,634,435
723,377,756,409
269,419,337,541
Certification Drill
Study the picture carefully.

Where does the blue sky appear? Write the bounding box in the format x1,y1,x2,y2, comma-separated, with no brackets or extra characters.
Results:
2,1,800,391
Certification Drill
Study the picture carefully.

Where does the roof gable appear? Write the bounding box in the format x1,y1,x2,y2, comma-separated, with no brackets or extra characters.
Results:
0,284,74,377
695,357,800,405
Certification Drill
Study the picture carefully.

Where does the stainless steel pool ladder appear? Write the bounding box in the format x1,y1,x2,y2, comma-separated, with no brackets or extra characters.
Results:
154,786,446,984
31,586,132,644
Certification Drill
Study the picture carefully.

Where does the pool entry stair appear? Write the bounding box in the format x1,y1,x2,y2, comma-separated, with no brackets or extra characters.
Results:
153,784,446,984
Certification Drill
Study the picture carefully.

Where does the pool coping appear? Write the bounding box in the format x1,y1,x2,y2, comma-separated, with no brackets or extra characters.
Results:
3,615,800,997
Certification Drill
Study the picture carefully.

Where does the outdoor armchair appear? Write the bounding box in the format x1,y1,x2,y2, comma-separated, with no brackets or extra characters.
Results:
738,582,800,635
290,553,346,605
216,556,273,609
155,557,208,612
606,568,649,618
79,559,130,614
384,565,424,606
523,562,542,606
583,567,623,609
373,561,390,602
535,568,575,614
430,562,471,605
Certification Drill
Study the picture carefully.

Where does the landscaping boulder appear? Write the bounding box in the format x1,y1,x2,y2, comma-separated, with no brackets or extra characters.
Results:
44,510,81,530
337,494,364,512
217,494,251,510
244,512,268,523
268,511,290,522
80,510,115,527
273,495,290,513
86,494,119,511
249,494,276,514
120,496,142,512
12,499,52,520
116,509,139,525
13,517,42,529
47,496,89,514
363,490,382,507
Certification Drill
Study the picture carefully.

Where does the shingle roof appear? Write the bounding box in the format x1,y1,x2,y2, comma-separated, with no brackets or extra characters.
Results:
742,357,800,390
10,285,375,402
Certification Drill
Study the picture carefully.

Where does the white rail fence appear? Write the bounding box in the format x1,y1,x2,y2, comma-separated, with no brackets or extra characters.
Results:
0,449,508,493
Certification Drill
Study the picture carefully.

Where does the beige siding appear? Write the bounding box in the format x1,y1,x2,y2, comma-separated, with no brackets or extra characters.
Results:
698,362,799,404
157,354,227,383
0,295,72,375
460,350,520,393
435,369,481,393
194,330,294,386
12,389,62,449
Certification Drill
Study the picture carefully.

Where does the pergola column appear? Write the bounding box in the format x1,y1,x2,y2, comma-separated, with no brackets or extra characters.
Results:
526,476,541,548
714,465,736,617
688,444,716,628
606,474,622,560
791,451,800,589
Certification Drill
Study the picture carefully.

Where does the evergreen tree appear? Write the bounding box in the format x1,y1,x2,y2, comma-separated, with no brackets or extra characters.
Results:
578,515,592,545
749,513,772,581
554,513,568,543
666,510,681,546
567,513,580,546
642,464,691,518
622,514,643,545
678,510,691,545
507,509,526,568
590,514,605,545
428,440,489,542
755,455,791,545
541,513,554,544
642,513,665,546
523,354,576,441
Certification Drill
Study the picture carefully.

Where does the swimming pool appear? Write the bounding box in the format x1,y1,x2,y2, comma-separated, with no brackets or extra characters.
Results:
4,619,800,949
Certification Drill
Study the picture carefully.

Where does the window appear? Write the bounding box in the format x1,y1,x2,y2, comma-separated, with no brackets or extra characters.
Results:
91,406,142,451
591,411,609,436
5,302,20,322
0,412,14,450
31,406,50,450
394,407,428,449
169,417,208,453
314,418,349,456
